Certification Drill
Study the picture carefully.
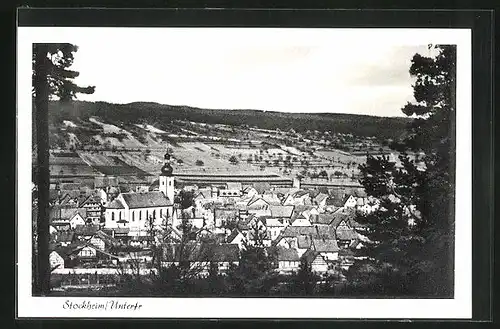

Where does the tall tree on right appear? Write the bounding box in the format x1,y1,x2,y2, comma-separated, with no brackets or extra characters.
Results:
352,45,456,296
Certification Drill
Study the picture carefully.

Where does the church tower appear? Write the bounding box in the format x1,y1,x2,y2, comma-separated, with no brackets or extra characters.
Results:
159,151,175,204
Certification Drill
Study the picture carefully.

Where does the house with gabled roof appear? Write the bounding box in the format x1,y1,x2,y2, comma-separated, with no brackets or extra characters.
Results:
162,243,240,274
343,195,358,208
273,225,335,251
311,238,340,261
49,206,87,229
313,192,329,208
269,205,294,219
296,235,313,257
69,212,86,229
272,246,300,273
87,230,120,251
226,228,246,250
291,213,312,227
247,196,269,210
260,216,288,241
283,190,311,206
358,197,380,214
50,231,75,247
49,250,66,270
242,186,259,198
79,195,103,225
74,224,100,240
301,249,329,273
310,213,335,226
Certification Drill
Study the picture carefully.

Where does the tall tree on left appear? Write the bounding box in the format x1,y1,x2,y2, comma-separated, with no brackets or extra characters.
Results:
32,43,95,295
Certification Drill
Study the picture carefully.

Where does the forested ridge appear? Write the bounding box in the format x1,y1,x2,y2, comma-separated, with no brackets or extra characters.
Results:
46,100,411,140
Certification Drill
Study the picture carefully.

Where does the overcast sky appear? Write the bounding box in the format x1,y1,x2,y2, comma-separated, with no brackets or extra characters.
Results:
63,28,435,117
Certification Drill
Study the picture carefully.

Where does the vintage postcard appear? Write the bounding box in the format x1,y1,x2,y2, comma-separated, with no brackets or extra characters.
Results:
17,26,472,318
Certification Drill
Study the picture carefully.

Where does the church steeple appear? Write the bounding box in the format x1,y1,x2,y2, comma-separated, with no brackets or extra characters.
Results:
159,150,175,203
160,151,174,176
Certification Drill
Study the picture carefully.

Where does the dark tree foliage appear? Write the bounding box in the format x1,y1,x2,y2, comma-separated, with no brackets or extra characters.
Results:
228,155,239,165
175,190,195,209
290,258,317,296
352,45,456,297
45,98,410,140
227,222,277,295
32,43,95,295
32,44,96,101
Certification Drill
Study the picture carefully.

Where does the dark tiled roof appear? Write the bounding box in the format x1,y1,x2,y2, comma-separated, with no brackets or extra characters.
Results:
121,192,172,208
247,197,268,207
110,227,130,235
214,208,239,220
279,225,335,240
330,208,357,228
336,227,358,240
347,218,367,229
51,222,71,227
274,246,300,261
312,238,340,252
292,190,310,198
314,193,329,204
80,195,102,207
262,195,282,206
49,206,87,221
301,249,323,264
290,205,314,220
74,224,100,236
310,213,334,225
269,205,294,218
52,231,75,243
93,230,120,246
297,235,313,249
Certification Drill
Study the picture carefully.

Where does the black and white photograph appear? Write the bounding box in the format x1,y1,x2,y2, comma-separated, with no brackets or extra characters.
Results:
17,24,473,318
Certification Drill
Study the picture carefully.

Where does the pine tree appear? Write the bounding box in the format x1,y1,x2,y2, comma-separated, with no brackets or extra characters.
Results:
32,43,95,295
293,257,317,296
352,45,456,296
232,221,277,295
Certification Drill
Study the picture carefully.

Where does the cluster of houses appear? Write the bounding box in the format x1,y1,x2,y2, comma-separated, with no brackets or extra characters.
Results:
47,152,380,277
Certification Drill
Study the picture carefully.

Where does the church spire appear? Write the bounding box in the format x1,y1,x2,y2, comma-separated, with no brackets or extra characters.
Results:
160,150,173,176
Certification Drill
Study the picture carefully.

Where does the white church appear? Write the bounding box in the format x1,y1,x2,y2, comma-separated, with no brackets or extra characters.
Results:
104,152,176,236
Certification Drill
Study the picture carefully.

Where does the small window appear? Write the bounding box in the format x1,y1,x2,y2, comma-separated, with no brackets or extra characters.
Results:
153,210,156,218
112,212,115,221
160,209,162,218
169,181,172,186
139,211,142,220
132,211,135,222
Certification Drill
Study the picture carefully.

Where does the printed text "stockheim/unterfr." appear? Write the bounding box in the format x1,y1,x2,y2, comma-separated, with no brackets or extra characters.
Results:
63,300,143,311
